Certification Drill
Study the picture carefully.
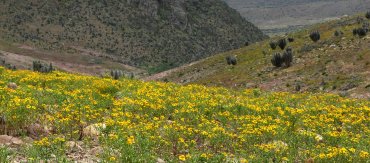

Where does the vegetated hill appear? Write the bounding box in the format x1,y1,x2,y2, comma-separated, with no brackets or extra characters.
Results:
145,13,370,98
223,0,370,35
0,0,266,73
1,67,370,162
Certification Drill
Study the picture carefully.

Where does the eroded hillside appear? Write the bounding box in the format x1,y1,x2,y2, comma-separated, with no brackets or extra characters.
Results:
146,14,370,98
0,0,266,73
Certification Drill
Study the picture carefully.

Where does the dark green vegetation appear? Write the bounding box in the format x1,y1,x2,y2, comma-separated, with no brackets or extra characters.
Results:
32,61,54,73
110,69,124,80
309,31,321,42
271,53,283,67
146,13,370,98
0,0,266,73
226,56,237,65
0,58,16,70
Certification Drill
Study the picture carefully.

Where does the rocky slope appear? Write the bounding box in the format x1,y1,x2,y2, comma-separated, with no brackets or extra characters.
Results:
145,14,370,98
0,0,266,73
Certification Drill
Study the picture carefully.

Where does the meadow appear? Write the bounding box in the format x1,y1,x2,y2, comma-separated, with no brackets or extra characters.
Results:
0,67,370,162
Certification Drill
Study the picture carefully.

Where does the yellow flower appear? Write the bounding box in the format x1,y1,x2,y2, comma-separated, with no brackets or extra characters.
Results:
179,154,186,161
178,137,185,143
109,156,116,161
319,153,326,159
240,158,248,163
127,136,135,145
360,151,369,158
109,133,118,140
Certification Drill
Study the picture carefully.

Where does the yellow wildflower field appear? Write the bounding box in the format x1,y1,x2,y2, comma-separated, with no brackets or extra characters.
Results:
0,67,369,162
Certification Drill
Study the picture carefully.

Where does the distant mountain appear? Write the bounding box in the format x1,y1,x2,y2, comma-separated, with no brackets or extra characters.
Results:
223,0,370,35
0,0,266,73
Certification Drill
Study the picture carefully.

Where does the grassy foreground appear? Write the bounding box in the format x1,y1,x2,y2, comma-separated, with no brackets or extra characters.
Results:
0,67,370,162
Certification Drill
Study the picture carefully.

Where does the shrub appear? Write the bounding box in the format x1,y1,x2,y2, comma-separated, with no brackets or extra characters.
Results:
271,53,283,67
33,61,54,73
226,56,237,65
363,22,369,32
353,28,358,36
366,11,370,19
288,37,294,42
110,69,124,80
269,41,277,50
282,50,293,67
353,28,367,37
286,47,292,53
278,38,287,50
357,28,367,37
0,59,16,71
309,31,320,42
334,30,343,37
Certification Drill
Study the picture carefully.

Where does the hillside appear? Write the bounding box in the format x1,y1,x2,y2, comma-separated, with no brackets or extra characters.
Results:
1,67,370,162
223,0,370,35
146,14,370,98
0,0,266,73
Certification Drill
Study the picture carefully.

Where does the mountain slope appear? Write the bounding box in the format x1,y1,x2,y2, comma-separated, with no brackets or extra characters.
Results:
0,0,266,73
223,0,370,35
1,67,370,162
146,14,370,98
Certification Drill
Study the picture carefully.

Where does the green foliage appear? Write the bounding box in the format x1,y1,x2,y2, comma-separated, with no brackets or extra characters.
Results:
110,69,124,80
0,59,16,71
32,61,54,73
282,50,293,67
226,56,237,65
334,30,343,37
271,53,283,67
366,11,370,19
271,49,293,68
269,41,277,50
278,38,287,50
309,31,321,42
353,28,367,37
0,147,12,162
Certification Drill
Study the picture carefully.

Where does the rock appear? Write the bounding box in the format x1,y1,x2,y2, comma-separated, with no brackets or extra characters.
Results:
339,91,349,97
27,123,51,139
7,82,17,90
315,134,324,143
89,146,103,156
157,158,166,163
83,123,106,139
66,141,83,152
0,135,23,145
340,83,357,91
22,136,34,144
305,158,314,163
270,140,288,151
329,44,337,48
166,120,174,125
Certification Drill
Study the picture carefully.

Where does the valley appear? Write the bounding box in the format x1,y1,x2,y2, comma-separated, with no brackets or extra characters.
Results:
223,0,370,35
